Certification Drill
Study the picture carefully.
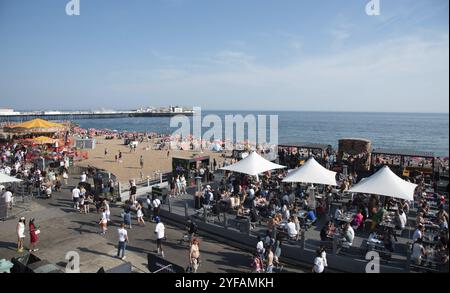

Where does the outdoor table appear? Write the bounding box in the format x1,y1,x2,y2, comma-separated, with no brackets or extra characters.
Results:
297,211,307,219
337,215,352,224
379,221,395,229
337,212,354,224
277,221,288,231
388,206,398,212
424,223,440,231
366,238,384,249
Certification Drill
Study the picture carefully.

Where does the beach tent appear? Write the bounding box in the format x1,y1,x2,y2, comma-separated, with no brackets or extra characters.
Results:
0,173,22,184
348,165,417,201
282,157,338,186
220,151,285,176
10,118,64,130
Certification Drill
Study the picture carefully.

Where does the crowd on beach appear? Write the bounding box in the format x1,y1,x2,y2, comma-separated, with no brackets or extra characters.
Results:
176,152,449,273
2,124,449,273
0,141,73,253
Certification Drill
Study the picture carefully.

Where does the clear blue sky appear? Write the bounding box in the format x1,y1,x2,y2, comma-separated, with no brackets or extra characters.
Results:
0,0,448,112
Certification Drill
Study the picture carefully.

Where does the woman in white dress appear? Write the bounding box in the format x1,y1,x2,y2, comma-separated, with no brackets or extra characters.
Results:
17,217,26,252
136,204,145,226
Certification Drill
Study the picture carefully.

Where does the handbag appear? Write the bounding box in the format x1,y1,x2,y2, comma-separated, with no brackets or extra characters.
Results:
35,229,41,235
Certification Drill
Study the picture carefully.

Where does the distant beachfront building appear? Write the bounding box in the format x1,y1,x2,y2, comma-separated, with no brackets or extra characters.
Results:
171,106,183,113
0,108,20,116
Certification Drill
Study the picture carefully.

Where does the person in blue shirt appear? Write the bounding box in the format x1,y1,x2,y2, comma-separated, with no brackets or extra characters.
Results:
306,208,317,223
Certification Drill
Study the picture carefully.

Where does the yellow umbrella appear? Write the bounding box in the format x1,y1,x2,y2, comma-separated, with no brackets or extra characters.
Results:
11,118,64,129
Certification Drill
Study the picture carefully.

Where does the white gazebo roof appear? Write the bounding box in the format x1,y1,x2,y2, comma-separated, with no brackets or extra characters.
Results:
0,173,22,184
348,165,417,201
220,151,285,176
282,157,337,186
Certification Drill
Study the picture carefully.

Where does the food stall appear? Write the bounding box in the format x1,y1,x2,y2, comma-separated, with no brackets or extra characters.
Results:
172,155,210,186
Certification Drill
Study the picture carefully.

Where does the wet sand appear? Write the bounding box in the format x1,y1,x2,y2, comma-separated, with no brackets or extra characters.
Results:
76,137,227,183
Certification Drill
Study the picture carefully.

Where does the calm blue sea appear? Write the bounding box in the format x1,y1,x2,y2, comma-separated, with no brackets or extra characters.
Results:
73,111,449,157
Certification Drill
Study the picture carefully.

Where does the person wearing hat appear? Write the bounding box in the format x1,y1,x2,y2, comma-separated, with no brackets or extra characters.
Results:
17,217,26,253
154,216,165,258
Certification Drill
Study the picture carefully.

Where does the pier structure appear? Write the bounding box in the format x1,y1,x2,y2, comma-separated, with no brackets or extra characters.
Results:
0,109,194,122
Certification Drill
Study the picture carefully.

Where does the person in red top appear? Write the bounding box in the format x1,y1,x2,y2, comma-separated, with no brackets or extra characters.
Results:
29,218,39,252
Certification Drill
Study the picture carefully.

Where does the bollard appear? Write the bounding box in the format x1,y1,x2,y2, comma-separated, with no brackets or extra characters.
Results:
185,202,189,218
246,219,251,236
332,237,338,255
203,206,207,222
223,212,227,229
147,178,150,187
300,230,305,251
168,196,172,213
405,243,411,272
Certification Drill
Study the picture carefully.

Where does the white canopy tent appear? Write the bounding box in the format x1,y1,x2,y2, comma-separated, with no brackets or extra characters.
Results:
348,165,417,201
282,157,338,186
0,173,22,184
220,151,285,176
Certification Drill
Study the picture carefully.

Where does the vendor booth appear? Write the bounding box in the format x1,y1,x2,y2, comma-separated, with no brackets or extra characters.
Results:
172,156,210,186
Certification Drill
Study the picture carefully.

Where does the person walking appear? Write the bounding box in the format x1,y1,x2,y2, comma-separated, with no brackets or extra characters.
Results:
180,175,187,195
266,246,274,273
72,186,80,210
3,188,13,210
117,223,129,260
251,252,264,273
103,199,111,223
152,196,161,221
62,170,69,185
129,180,137,203
104,148,108,158
80,172,87,183
175,175,181,196
154,216,165,258
17,217,26,253
29,218,40,252
312,247,327,273
123,202,132,229
169,177,176,197
189,238,201,273
139,155,144,169
99,208,108,235
136,204,145,226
